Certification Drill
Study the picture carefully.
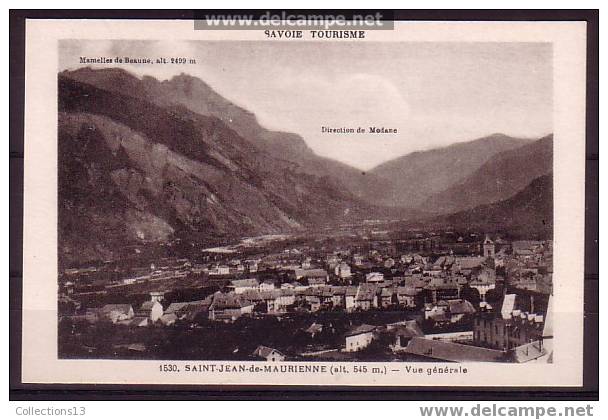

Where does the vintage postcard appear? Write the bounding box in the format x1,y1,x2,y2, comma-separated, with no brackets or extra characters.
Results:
21,16,587,387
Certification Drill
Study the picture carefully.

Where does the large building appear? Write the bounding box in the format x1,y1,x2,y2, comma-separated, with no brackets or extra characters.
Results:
473,293,550,351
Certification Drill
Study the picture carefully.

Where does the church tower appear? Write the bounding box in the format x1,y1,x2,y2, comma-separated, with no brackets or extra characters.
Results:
483,235,495,258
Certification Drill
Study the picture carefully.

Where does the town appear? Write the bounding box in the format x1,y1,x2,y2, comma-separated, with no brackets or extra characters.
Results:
58,226,553,364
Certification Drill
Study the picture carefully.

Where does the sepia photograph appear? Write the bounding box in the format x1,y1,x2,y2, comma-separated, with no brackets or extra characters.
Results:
14,15,591,389
56,39,555,364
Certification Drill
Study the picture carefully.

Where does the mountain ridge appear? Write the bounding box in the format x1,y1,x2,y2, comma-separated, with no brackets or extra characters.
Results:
421,135,553,214
429,173,553,239
58,67,554,264
61,68,546,206
366,133,535,208
58,74,378,264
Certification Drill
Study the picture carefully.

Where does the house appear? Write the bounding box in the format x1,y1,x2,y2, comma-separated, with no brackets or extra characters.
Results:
305,296,321,312
470,266,497,301
209,293,254,322
164,298,212,322
401,274,428,290
473,293,548,351
239,289,264,306
400,254,413,265
424,275,462,303
425,299,475,324
329,286,346,307
228,278,260,294
378,287,394,308
253,345,286,362
344,324,377,352
335,262,352,279
100,304,134,323
303,269,329,286
301,258,312,269
355,284,378,310
396,286,419,309
245,259,259,273
446,299,476,323
259,291,279,312
259,280,276,292
512,273,552,294
307,277,326,288
136,300,163,322
325,255,340,270
164,302,190,317
384,258,395,268
345,286,358,312
209,265,230,276
404,337,506,362
259,290,295,313
387,320,424,350
474,308,545,351
294,268,329,284
304,322,323,338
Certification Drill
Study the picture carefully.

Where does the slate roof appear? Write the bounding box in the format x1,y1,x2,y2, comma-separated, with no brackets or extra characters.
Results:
260,290,285,300
304,322,323,335
296,268,328,278
140,301,156,311
230,278,259,288
397,286,419,296
253,345,284,358
160,313,178,324
129,317,148,327
355,284,377,301
164,302,190,314
240,289,263,302
100,304,132,314
402,275,428,289
457,257,486,270
447,299,476,315
391,320,424,339
380,288,394,297
346,324,377,337
307,277,327,286
165,297,212,316
405,337,506,362
211,293,252,310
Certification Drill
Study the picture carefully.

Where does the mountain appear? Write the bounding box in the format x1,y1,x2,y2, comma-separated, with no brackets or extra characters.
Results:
366,134,533,208
58,74,375,265
431,173,553,238
60,68,386,198
422,135,553,214
58,67,552,263
60,68,543,211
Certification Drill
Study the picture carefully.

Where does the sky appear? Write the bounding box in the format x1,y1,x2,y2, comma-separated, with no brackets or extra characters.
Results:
60,40,553,171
